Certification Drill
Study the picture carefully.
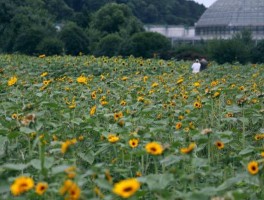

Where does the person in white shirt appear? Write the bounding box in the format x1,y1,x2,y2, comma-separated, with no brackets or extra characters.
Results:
191,59,201,73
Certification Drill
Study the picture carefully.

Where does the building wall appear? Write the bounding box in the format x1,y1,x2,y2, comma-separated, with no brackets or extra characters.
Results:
144,25,196,39
144,25,264,41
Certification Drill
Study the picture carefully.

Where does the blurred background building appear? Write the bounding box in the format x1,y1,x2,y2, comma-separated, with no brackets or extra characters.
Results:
145,0,264,44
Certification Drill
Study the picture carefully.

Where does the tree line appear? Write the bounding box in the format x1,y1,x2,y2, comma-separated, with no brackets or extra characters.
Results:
165,30,264,64
0,0,205,56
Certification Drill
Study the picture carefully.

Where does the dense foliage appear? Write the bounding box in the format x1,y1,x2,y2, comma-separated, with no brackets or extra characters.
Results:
0,0,204,56
0,55,263,199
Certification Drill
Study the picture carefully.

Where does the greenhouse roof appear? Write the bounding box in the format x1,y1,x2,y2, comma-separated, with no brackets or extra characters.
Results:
196,0,264,27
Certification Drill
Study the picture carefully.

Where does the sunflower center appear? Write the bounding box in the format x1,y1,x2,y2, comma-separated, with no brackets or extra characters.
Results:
252,166,256,171
123,187,133,192
20,183,28,188
40,186,45,191
150,147,157,152
70,190,76,195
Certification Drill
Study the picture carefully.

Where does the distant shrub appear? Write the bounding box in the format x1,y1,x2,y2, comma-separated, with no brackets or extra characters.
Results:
95,34,123,57
251,40,264,63
208,39,250,64
123,32,171,58
13,28,45,55
36,37,64,56
59,22,89,55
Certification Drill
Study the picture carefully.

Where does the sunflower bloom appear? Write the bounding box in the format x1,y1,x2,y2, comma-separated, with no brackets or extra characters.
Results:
10,176,34,196
11,113,18,119
59,179,81,200
90,105,96,116
8,76,17,86
193,82,200,87
35,182,48,195
180,143,196,154
145,142,163,155
151,82,159,88
113,178,140,198
108,134,119,143
114,112,123,121
215,141,224,149
61,139,77,154
143,76,148,82
193,101,202,109
40,72,48,77
91,91,96,100
129,139,139,148
213,91,220,98
176,78,184,84
122,76,128,81
175,122,182,130
247,161,259,175
120,100,127,106
77,75,88,84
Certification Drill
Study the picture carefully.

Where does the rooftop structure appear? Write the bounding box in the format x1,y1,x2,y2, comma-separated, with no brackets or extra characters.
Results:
195,0,264,40
145,0,264,42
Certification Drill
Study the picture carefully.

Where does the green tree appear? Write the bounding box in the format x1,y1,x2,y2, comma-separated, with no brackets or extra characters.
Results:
59,22,89,55
0,0,55,53
251,40,264,63
36,37,64,56
123,32,171,58
208,39,250,64
90,3,143,35
95,34,123,57
13,27,45,55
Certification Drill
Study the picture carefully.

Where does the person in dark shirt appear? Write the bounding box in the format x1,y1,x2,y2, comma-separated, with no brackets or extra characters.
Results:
200,58,208,71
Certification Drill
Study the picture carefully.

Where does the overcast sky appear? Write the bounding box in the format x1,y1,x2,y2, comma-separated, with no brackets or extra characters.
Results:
194,0,217,7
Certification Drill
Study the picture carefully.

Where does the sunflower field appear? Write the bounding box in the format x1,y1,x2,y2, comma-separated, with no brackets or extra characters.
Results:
0,54,263,200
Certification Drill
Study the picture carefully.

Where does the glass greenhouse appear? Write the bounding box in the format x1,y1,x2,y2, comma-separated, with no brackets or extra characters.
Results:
195,0,264,39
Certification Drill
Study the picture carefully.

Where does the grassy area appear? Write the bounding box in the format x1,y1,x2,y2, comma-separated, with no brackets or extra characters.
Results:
0,55,263,200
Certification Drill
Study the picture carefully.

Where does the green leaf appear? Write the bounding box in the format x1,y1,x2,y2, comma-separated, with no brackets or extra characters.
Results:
71,118,83,125
238,117,249,126
0,136,8,157
94,179,112,191
160,155,181,167
51,165,69,175
30,159,42,170
217,176,244,191
144,174,174,190
2,163,30,171
20,127,35,134
239,146,254,156
77,152,94,165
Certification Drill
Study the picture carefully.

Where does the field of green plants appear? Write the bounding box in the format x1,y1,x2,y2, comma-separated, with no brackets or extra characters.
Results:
0,55,263,200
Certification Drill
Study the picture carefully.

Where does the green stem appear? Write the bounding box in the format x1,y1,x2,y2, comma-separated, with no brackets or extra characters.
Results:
39,141,46,177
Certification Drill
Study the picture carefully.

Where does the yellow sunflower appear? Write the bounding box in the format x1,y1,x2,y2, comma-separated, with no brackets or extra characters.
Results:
193,101,202,109
215,141,224,150
120,100,127,106
180,142,196,154
113,178,140,198
175,122,182,130
77,75,88,84
8,76,18,86
59,179,81,200
145,142,163,155
91,91,96,99
129,139,139,148
90,105,97,116
108,134,120,143
35,182,48,195
10,176,34,196
247,161,258,175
